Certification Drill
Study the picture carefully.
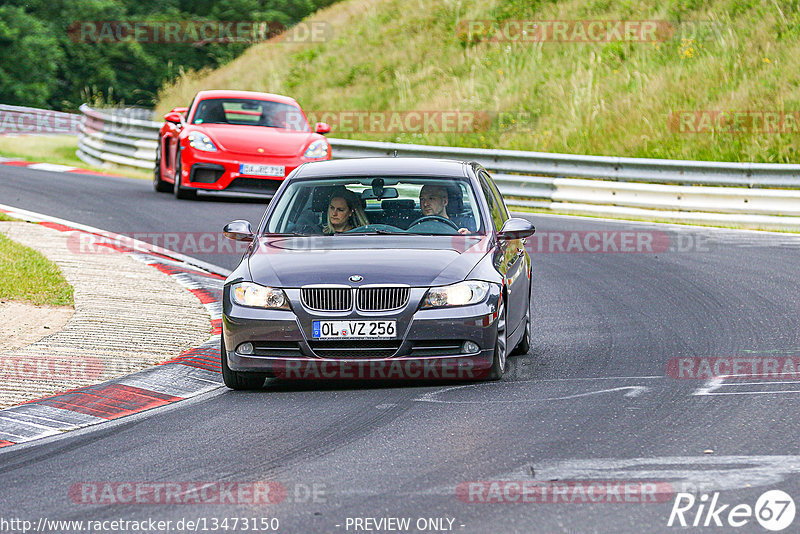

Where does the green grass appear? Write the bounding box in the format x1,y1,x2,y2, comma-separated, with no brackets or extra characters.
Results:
0,230,74,306
512,205,800,233
0,135,152,181
156,0,800,163
0,213,18,222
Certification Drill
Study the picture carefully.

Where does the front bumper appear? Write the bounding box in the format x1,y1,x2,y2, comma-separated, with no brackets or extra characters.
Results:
222,286,501,380
181,149,326,194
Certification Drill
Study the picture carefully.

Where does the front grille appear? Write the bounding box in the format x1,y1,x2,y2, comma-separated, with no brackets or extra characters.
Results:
410,340,463,357
225,178,282,195
308,340,401,359
356,287,410,311
190,165,224,183
301,287,352,311
252,341,303,357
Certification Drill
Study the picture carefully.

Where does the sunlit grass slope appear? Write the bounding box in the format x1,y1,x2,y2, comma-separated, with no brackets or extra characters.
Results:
157,0,800,163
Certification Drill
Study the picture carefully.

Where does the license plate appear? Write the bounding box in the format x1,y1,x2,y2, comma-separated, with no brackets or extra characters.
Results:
313,320,397,339
239,164,285,177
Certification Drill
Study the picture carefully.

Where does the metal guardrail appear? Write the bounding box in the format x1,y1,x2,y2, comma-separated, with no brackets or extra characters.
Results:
0,104,81,136
75,105,800,230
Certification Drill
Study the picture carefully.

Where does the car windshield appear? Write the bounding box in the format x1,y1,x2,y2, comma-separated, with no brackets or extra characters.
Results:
191,98,310,131
264,176,486,236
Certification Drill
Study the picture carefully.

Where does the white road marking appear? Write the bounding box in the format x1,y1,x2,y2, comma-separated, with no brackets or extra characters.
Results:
699,390,800,396
525,375,663,382
26,162,77,172
693,375,800,396
692,377,725,396
414,384,649,404
510,455,800,493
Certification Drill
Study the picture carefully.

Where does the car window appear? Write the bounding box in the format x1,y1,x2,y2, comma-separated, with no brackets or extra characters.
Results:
191,98,309,131
482,170,510,221
264,176,486,235
479,172,506,231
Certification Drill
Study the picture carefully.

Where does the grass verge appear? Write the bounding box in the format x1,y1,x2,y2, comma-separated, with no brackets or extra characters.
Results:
0,227,74,306
0,135,152,181
157,0,800,164
512,205,800,234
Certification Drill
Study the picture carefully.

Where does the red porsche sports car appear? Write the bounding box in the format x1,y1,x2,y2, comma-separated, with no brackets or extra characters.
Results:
154,90,331,199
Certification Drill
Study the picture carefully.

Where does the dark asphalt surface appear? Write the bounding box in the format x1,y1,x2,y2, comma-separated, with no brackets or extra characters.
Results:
2,165,800,533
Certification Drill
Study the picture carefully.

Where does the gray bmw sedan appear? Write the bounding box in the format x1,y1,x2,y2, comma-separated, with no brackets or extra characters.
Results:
221,157,534,389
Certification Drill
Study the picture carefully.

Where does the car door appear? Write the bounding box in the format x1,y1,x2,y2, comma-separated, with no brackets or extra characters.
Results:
164,119,182,180
479,171,528,334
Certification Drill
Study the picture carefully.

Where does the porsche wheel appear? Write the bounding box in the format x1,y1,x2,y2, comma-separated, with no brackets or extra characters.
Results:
153,141,171,193
173,147,196,200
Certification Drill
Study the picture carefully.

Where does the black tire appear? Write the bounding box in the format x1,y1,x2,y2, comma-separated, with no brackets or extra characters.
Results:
512,298,531,356
153,141,171,192
488,299,507,380
221,338,267,390
173,147,196,200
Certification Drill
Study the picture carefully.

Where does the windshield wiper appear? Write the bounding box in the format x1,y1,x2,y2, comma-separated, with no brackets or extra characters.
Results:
262,232,311,237
343,229,407,235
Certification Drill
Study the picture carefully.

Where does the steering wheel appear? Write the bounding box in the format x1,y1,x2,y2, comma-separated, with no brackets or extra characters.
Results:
407,215,460,231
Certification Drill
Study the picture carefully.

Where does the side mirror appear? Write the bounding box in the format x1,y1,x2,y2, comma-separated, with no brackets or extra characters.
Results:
314,122,331,134
164,111,183,124
498,218,535,241
223,220,254,242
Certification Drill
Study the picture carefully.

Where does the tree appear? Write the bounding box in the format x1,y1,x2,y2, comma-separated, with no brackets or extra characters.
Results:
0,6,62,107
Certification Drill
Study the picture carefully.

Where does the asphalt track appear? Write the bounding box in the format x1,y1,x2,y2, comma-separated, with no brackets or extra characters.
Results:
2,165,800,533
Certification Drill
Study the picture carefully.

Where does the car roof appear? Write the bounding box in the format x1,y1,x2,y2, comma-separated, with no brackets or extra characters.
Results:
193,90,299,106
292,158,474,178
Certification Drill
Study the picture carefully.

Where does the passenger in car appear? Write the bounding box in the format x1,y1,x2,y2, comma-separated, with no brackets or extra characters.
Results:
322,187,369,234
194,100,227,124
418,184,471,234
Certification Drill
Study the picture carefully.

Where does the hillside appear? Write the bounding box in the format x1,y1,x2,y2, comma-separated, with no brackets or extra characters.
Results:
156,0,800,163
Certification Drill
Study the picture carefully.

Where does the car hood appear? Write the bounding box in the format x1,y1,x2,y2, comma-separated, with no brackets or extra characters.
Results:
246,235,491,287
197,124,318,156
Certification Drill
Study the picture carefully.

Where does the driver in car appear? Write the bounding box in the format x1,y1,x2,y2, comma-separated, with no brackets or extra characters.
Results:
419,184,470,234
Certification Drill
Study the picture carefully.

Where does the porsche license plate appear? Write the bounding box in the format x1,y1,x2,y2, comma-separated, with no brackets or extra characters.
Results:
313,320,397,339
239,164,285,177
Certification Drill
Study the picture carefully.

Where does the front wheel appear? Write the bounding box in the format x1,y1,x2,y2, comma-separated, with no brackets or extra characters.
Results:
153,141,171,192
221,338,267,390
488,300,507,380
173,147,197,200
512,300,531,356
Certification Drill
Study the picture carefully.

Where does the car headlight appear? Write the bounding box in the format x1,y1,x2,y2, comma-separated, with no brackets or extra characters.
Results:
422,281,491,308
188,132,217,152
231,282,289,309
303,139,329,159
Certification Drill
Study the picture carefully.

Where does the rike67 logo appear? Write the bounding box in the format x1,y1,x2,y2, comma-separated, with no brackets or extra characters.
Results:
667,490,796,531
